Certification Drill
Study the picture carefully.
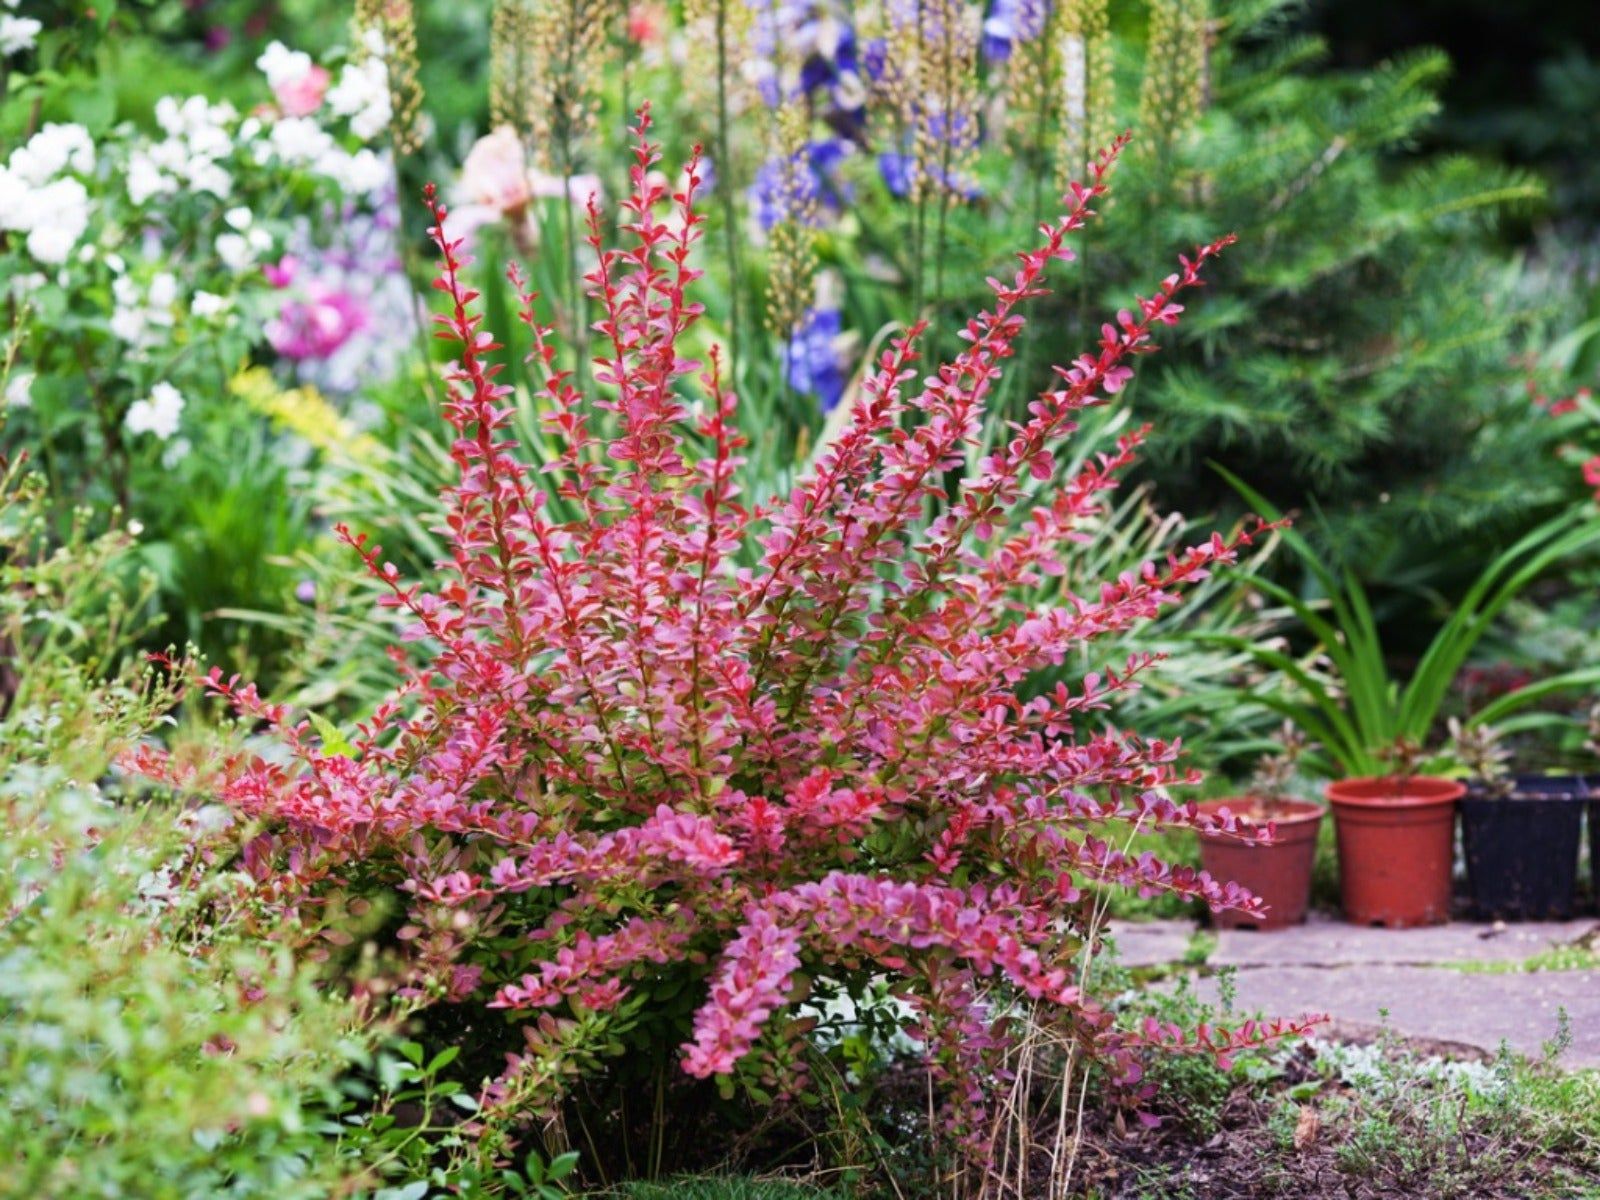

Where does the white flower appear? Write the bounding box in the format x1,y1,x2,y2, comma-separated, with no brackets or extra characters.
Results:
26,223,74,264
0,164,26,226
188,159,233,199
224,206,253,231
8,123,94,185
109,274,179,347
317,146,390,196
155,94,234,139
146,271,178,309
124,381,184,440
0,14,40,56
215,232,252,272
140,96,238,204
19,177,90,264
4,370,33,408
109,310,146,343
326,58,391,141
130,97,239,203
255,40,314,90
126,151,173,204
268,116,334,165
216,227,270,272
190,290,229,319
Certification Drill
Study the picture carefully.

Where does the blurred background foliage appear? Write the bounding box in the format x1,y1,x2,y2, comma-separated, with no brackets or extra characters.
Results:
4,0,1597,718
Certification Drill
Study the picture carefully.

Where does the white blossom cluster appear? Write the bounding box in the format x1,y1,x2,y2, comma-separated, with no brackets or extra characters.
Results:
0,0,40,58
326,54,393,142
251,36,392,194
0,123,93,264
109,270,180,349
127,96,241,204
214,205,274,274
1,32,403,463
124,381,185,442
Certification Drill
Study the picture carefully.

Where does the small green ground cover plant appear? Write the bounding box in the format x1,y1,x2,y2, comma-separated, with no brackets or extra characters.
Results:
1074,987,1600,1199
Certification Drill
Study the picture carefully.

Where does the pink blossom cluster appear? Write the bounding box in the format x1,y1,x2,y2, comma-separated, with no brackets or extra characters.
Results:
134,108,1319,1136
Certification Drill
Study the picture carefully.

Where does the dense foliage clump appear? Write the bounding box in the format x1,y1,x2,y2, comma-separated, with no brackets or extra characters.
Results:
130,112,1316,1172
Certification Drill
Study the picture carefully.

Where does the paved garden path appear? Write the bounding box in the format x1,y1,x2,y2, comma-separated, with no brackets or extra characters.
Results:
1110,914,1600,1067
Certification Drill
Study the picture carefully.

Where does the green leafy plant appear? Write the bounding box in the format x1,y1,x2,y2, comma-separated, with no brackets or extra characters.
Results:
0,449,377,1198
1212,469,1600,777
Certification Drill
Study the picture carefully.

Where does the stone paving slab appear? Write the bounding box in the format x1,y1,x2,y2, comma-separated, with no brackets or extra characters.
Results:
1106,919,1200,967
1186,964,1600,1068
1213,913,1600,968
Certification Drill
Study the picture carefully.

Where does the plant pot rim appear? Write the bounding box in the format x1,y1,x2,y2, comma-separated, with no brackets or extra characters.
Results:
1325,775,1465,809
1464,773,1597,803
1196,795,1325,825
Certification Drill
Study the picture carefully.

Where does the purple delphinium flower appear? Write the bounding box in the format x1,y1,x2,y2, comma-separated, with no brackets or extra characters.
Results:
785,306,849,413
862,37,888,82
982,0,1050,62
878,151,913,199
877,149,983,201
748,139,852,231
746,0,867,132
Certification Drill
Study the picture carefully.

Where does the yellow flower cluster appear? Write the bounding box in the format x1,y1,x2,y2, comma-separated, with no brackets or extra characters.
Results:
230,367,383,465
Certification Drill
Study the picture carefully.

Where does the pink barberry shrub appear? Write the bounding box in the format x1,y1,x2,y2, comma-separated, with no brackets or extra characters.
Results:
130,106,1317,1149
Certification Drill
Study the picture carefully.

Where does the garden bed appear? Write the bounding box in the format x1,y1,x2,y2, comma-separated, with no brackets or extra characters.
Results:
1078,1031,1599,1200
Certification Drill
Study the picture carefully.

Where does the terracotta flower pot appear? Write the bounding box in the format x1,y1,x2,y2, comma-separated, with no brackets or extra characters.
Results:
1195,797,1324,930
1327,776,1464,928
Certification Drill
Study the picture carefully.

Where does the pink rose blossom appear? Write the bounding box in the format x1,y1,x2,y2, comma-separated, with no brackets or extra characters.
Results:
266,283,368,361
273,64,330,117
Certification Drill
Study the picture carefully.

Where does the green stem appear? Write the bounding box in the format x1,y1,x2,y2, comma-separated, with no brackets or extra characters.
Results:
715,0,741,382
1012,30,1056,422
557,135,586,389
556,7,587,390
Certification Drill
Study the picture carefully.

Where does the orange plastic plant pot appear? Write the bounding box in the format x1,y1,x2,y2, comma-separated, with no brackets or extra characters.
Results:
1326,776,1464,928
1196,798,1324,930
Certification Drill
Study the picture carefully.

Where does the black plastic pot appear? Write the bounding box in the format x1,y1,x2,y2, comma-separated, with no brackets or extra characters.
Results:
1460,775,1591,921
1591,790,1600,913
